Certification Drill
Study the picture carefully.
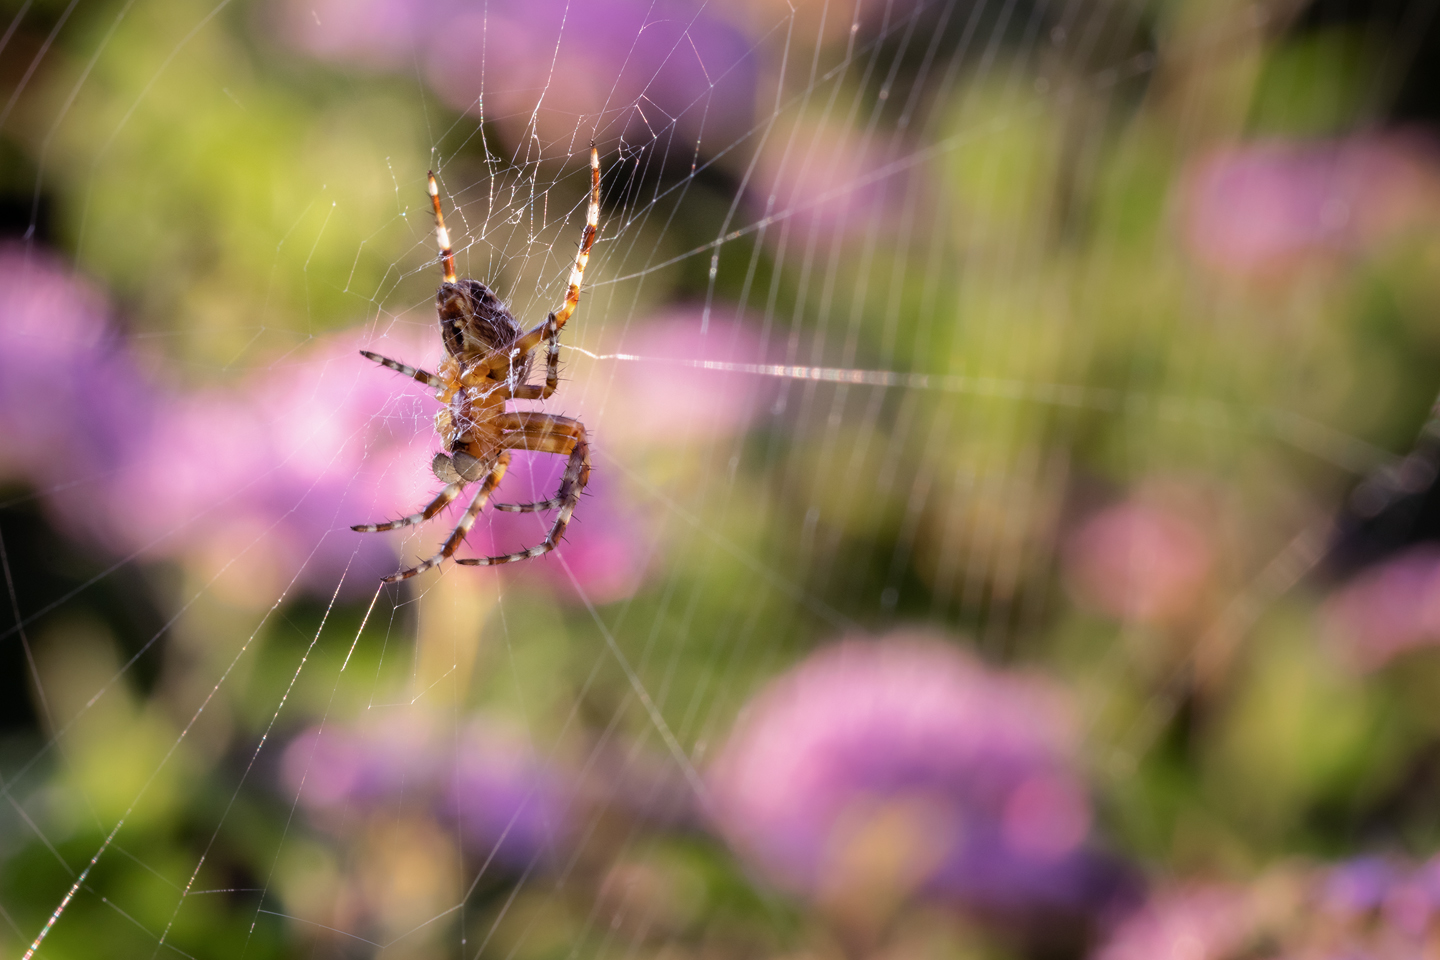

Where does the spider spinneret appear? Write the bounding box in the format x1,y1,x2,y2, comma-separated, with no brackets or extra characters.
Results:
353,146,601,582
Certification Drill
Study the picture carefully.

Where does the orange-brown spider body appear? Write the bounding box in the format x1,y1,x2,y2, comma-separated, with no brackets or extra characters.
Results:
353,146,600,582
432,278,528,457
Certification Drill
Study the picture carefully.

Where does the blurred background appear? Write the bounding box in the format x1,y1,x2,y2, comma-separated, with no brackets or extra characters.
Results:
7,0,1440,956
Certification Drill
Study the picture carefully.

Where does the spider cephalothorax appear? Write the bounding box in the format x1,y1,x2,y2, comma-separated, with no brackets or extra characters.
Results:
353,146,601,582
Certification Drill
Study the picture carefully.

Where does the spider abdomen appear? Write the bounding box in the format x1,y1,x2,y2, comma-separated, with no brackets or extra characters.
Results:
438,279,526,361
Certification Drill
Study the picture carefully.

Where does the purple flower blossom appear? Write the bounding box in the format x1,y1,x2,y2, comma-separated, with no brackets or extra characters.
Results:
1323,545,1440,670
273,0,757,159
1323,855,1396,917
0,245,152,503
99,326,436,599
484,449,651,603
282,715,569,869
60,310,655,601
440,721,569,868
282,714,440,812
707,634,1133,923
1181,134,1440,281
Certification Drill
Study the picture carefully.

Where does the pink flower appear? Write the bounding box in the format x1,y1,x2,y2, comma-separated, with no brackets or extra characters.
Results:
480,448,651,604
100,325,436,598
1064,501,1213,626
0,241,767,604
1182,134,1440,280
1324,546,1440,670
1094,885,1259,960
748,118,912,246
595,309,772,447
282,714,440,812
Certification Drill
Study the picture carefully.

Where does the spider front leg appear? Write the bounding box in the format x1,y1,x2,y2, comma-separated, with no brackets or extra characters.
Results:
378,451,511,583
474,145,600,383
458,414,590,566
359,350,446,389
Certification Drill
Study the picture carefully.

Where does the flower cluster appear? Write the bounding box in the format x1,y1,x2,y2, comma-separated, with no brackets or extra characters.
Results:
1324,545,1440,670
707,633,1136,931
0,247,437,598
0,247,151,497
1097,854,1440,960
1063,497,1215,628
0,244,771,605
282,715,568,868
1182,134,1440,281
271,0,756,158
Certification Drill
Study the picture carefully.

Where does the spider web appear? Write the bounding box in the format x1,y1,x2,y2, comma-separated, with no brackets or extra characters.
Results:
4,0,1440,957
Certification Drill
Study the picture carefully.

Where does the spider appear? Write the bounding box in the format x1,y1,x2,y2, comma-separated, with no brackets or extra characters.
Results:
353,146,601,582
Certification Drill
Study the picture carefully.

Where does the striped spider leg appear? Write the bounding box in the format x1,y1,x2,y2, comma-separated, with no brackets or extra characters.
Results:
458,412,590,566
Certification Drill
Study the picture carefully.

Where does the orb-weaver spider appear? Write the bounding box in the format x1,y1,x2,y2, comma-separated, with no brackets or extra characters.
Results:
354,147,601,583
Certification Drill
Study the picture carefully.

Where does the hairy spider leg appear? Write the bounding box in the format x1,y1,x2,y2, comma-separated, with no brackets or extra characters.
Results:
381,451,512,582
536,144,601,395
428,171,458,284
459,414,589,566
491,412,586,512
352,481,463,532
359,350,446,389
472,144,601,387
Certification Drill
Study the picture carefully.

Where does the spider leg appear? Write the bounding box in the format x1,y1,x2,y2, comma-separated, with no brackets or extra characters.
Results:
352,481,464,532
491,429,572,513
428,171,458,284
540,313,565,399
493,411,584,448
493,497,563,514
480,145,600,380
360,350,445,390
489,416,573,510
458,416,590,566
382,452,511,582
